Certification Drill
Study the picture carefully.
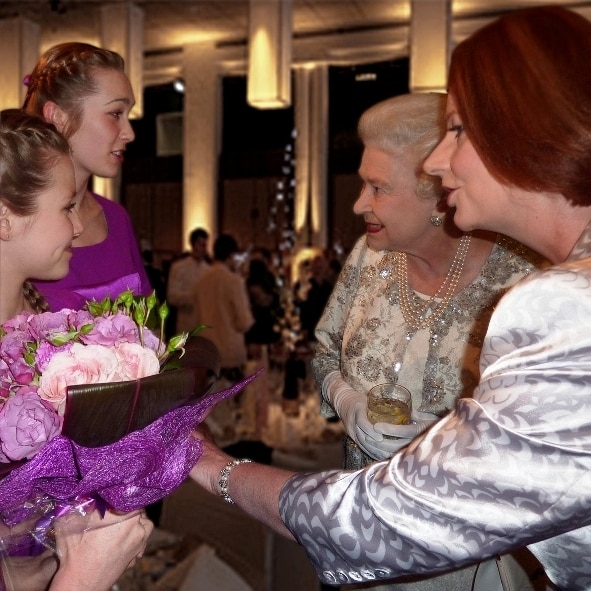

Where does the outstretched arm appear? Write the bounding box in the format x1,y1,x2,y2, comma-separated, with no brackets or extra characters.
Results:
189,434,295,540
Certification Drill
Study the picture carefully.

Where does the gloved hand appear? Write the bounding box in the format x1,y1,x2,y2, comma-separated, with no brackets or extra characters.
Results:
322,371,383,458
362,410,439,460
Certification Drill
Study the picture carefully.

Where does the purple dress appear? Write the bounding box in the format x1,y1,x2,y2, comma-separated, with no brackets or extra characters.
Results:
34,194,152,311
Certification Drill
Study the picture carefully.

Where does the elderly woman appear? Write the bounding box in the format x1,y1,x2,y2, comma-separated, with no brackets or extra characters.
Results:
190,7,591,590
313,93,543,590
313,93,541,466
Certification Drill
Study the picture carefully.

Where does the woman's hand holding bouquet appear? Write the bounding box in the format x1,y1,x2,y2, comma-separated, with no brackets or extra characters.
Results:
0,290,262,589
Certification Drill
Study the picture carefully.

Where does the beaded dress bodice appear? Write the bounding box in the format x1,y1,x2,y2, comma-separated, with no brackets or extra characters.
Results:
312,234,544,468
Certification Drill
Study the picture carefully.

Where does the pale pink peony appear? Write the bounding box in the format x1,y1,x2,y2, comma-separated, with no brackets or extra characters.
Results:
38,343,120,413
113,342,160,381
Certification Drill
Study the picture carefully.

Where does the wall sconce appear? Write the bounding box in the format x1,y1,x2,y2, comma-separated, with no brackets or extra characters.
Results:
247,0,292,109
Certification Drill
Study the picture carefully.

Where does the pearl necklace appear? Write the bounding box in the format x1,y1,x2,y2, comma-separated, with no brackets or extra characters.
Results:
396,234,472,332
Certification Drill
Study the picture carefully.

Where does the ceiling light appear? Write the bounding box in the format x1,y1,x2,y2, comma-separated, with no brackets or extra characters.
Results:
247,0,292,109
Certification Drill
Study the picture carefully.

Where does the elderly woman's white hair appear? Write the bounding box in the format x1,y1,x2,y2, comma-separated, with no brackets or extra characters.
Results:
358,93,446,200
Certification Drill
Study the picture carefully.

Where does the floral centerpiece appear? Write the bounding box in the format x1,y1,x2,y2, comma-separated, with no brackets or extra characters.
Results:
0,290,261,562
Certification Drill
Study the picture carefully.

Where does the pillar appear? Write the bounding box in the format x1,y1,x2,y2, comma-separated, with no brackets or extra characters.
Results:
410,0,451,93
294,64,328,249
0,18,40,111
182,42,220,248
100,2,144,119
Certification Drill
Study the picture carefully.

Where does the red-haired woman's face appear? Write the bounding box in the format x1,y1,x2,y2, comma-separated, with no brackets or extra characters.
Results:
423,93,514,235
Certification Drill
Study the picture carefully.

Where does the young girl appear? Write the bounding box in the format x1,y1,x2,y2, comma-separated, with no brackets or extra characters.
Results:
0,109,151,591
0,109,80,323
23,41,152,311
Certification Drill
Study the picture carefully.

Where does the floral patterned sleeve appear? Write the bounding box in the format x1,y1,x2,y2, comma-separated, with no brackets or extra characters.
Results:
311,237,368,417
280,263,591,591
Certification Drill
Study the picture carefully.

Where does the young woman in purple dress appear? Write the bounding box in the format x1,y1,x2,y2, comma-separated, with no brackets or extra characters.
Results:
23,42,152,311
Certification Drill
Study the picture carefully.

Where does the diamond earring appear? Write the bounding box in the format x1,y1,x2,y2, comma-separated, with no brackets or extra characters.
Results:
430,216,443,227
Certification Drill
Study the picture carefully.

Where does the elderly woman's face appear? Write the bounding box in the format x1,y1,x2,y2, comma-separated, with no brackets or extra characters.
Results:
353,145,435,253
424,93,514,234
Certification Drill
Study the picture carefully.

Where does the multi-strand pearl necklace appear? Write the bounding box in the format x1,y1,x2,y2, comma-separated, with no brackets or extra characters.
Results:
396,234,472,332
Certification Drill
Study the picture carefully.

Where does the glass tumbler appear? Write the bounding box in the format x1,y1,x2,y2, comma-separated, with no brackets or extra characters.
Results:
367,383,412,426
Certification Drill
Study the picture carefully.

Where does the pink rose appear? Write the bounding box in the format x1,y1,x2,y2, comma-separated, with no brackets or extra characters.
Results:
80,312,139,346
68,309,94,331
81,313,139,347
113,343,160,381
0,386,62,462
0,312,33,333
38,343,120,413
35,341,71,373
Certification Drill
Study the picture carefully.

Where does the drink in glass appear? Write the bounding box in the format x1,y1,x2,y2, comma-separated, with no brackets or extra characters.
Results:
367,383,412,425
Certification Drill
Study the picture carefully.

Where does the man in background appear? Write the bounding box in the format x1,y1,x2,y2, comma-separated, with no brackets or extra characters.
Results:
166,227,210,333
192,233,254,381
192,234,255,443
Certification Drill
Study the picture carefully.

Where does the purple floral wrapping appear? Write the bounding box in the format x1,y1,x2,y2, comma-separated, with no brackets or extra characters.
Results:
0,370,262,527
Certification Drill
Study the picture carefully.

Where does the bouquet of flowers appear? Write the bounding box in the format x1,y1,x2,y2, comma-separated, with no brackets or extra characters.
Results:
0,290,261,567
0,290,189,462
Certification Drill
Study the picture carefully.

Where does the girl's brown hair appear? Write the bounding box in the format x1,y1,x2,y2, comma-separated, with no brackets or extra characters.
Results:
23,41,125,139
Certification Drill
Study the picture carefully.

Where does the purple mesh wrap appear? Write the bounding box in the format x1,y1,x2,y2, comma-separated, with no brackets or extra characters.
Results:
0,370,262,527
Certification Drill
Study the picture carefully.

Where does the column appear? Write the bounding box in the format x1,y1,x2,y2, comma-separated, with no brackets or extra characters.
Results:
100,3,144,119
182,42,220,247
410,0,451,93
99,3,144,203
294,64,328,249
0,18,40,111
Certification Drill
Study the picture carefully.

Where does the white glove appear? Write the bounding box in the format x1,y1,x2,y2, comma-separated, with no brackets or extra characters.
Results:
322,372,383,458
363,410,439,460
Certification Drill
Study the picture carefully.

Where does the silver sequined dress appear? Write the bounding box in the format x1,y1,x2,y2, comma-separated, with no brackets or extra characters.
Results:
312,233,543,471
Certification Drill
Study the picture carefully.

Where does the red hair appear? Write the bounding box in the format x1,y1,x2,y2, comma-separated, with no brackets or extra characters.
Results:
448,6,591,206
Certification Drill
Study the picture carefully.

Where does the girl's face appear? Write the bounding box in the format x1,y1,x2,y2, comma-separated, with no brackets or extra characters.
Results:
353,145,435,253
12,155,82,281
67,68,135,182
423,93,514,234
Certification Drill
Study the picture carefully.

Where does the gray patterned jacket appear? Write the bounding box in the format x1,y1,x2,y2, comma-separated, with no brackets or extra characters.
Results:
279,223,591,591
